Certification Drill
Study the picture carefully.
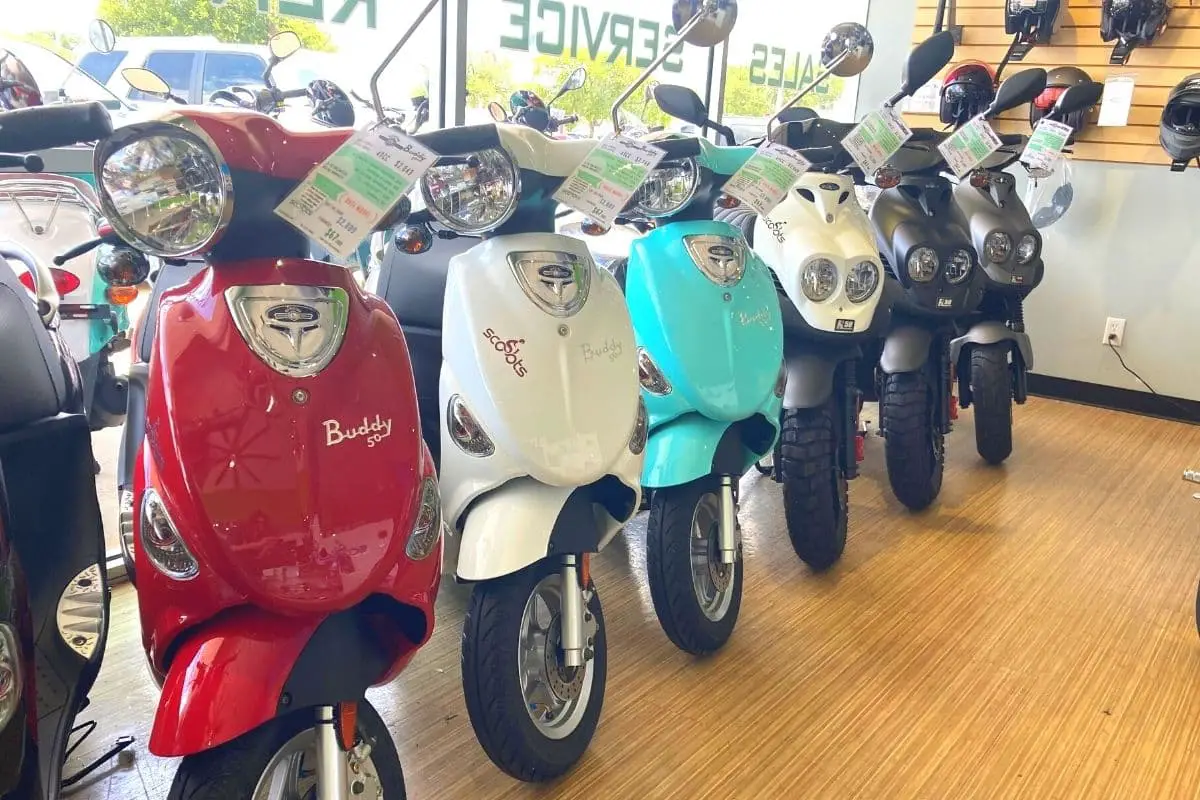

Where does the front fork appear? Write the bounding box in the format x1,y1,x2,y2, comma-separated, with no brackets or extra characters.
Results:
935,335,953,436
315,706,347,800
718,476,737,565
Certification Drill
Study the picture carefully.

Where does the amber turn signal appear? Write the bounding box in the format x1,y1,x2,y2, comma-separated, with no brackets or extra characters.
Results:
395,225,433,255
874,166,901,190
106,285,139,306
580,218,610,237
969,169,991,189
716,194,741,209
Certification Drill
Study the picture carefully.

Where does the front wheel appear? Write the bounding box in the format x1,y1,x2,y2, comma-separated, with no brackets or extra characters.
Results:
167,700,404,799
645,476,744,655
970,344,1014,465
880,369,944,511
461,561,606,782
779,403,847,571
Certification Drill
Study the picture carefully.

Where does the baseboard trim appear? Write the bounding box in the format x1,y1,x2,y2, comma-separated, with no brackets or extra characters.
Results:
1027,373,1200,425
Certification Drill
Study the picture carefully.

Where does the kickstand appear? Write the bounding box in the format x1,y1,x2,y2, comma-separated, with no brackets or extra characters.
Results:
60,721,135,790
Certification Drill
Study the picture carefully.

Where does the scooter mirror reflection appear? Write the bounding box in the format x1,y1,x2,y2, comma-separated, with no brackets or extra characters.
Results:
0,51,43,109
488,101,508,121
269,30,303,61
121,67,170,97
901,30,955,99
1052,81,1104,118
819,22,874,78
652,83,708,127
562,66,587,93
671,0,738,48
88,19,117,55
987,68,1048,119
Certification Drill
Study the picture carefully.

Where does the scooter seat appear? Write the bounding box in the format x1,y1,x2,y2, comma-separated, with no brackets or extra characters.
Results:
0,249,69,432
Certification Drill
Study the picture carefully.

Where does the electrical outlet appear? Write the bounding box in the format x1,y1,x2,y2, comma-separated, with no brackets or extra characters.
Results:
1103,317,1126,346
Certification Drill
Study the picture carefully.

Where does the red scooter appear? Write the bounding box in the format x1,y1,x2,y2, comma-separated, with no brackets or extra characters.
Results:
91,86,445,796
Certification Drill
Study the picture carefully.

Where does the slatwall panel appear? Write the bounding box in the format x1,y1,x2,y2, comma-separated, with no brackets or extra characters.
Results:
904,0,1200,165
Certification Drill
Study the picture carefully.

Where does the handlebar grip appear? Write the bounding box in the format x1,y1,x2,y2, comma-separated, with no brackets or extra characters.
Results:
209,90,249,107
0,102,113,152
53,231,121,266
281,88,309,100
561,115,579,125
0,153,43,171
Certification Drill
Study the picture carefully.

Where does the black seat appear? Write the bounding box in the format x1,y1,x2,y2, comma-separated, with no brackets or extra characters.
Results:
0,245,70,432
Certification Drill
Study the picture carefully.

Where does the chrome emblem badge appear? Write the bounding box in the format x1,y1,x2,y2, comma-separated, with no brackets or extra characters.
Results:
819,182,840,191
264,303,321,352
536,264,575,301
226,286,349,378
508,251,591,317
684,235,746,287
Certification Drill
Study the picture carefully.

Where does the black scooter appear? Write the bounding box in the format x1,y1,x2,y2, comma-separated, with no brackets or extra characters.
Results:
948,79,1103,464
866,64,1048,511
0,97,134,799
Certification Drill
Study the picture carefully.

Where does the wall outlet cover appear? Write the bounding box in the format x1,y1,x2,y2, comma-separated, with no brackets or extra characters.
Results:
1104,317,1127,346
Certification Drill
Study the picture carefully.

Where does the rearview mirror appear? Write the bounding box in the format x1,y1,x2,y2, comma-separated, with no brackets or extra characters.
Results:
671,0,738,48
562,66,587,93
0,51,43,110
488,101,507,122
987,68,1047,118
1052,81,1103,118
652,83,708,127
88,19,117,54
121,67,171,97
901,30,955,99
269,31,302,61
819,22,874,78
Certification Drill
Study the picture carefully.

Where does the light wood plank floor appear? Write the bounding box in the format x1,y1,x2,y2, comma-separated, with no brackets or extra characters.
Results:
67,397,1200,799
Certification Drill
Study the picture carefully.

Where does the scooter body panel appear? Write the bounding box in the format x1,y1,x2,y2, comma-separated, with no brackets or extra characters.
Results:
953,174,1045,293
949,320,1034,370
625,220,782,488
439,233,642,536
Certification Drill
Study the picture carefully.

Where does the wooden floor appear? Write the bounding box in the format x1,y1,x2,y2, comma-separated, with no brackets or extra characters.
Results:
68,397,1200,799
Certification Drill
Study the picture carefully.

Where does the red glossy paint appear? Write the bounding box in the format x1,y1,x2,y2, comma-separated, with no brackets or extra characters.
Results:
171,108,351,180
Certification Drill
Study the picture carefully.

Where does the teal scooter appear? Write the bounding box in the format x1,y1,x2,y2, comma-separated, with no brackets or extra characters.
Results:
595,0,783,655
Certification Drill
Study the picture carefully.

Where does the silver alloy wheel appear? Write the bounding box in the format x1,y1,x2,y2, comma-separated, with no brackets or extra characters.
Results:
518,573,597,740
690,493,735,622
252,728,382,800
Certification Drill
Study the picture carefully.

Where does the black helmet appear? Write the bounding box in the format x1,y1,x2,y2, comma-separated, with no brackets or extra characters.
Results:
1030,66,1096,137
1160,73,1200,165
1004,0,1064,57
940,61,996,126
509,89,550,132
306,79,355,128
1100,0,1171,65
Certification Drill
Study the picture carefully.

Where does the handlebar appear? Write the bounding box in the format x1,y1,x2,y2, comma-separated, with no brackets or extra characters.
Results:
209,89,252,108
53,231,123,266
280,87,309,100
0,153,44,171
0,102,113,152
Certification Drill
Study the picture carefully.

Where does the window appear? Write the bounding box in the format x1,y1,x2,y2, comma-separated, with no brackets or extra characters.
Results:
79,51,127,84
201,52,267,97
131,51,196,102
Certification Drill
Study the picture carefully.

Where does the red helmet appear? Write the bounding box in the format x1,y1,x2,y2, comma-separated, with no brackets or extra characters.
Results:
939,61,996,126
1030,66,1095,139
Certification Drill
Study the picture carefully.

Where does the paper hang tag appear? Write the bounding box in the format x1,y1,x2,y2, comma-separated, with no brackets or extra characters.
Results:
1020,118,1073,176
902,80,943,116
938,115,1004,178
1098,74,1135,127
722,142,812,217
552,135,666,227
842,106,913,178
275,124,437,262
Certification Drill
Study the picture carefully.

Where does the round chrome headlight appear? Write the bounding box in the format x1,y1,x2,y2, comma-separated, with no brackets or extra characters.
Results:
945,248,973,285
984,231,1012,264
844,260,880,303
801,258,838,302
1016,233,1039,264
906,247,938,283
96,124,231,258
632,158,698,218
420,147,519,235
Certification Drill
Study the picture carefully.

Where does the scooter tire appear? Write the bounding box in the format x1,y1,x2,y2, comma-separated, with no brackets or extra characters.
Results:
166,699,405,800
645,476,744,655
970,344,1014,465
880,369,944,511
778,403,847,571
461,562,606,782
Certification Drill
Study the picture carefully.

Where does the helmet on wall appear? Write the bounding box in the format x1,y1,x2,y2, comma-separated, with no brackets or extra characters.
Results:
940,61,997,126
1160,73,1200,165
1030,66,1096,139
1100,0,1171,65
1004,0,1065,49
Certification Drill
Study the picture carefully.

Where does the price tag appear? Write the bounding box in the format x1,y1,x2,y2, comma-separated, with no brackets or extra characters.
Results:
722,142,811,217
902,79,942,115
842,106,913,177
1020,119,1073,176
275,125,436,262
937,115,1004,178
1098,74,1135,127
553,135,666,227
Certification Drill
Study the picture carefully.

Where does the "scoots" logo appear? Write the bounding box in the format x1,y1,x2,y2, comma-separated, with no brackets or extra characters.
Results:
764,217,786,244
483,328,528,377
324,414,393,448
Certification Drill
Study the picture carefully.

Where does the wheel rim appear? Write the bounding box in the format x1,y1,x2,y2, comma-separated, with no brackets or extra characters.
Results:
518,574,597,740
252,727,383,800
689,493,735,622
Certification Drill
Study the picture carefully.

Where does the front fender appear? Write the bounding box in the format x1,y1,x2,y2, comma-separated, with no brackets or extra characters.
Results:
781,341,858,409
880,325,933,374
643,408,779,488
950,321,1034,371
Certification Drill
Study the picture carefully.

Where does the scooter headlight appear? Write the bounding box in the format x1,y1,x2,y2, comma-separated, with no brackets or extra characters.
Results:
0,623,21,734
945,249,974,285
629,397,648,455
447,394,495,457
94,120,233,258
801,258,838,302
906,246,939,283
405,476,442,560
140,489,199,581
1016,233,1039,264
637,347,672,395
984,231,1012,264
632,158,698,218
420,147,519,235
844,260,880,303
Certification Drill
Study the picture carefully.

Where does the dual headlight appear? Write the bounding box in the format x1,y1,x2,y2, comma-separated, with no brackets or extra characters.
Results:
905,246,974,285
800,258,881,303
984,231,1040,265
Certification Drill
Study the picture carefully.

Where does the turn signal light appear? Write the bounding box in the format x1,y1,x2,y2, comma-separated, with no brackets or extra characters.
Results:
580,218,610,236
107,285,139,306
969,170,991,189
874,166,901,189
716,194,741,209
395,225,433,255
